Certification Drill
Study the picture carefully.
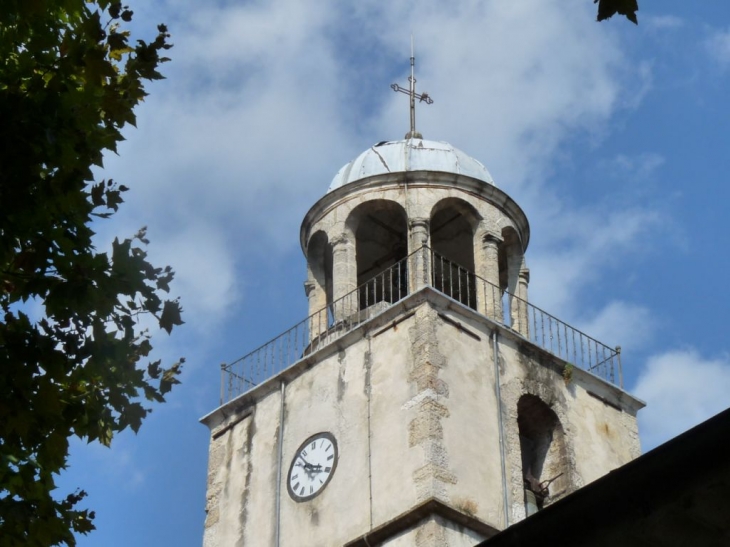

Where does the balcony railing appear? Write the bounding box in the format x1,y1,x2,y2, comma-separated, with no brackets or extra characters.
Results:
220,247,622,404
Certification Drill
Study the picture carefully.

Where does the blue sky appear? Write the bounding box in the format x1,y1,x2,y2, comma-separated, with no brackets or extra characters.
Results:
55,1,730,545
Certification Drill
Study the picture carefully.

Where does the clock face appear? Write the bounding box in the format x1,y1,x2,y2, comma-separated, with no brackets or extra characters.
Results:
287,432,338,502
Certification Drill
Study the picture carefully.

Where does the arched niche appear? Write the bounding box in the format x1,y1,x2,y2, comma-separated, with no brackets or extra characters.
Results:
430,198,480,309
345,200,408,310
517,395,569,514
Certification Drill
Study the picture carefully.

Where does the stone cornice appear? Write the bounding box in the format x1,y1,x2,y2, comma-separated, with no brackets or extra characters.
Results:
343,498,500,547
300,171,530,255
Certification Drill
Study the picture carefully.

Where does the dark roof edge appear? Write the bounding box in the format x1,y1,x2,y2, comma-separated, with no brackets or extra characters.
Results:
476,406,730,546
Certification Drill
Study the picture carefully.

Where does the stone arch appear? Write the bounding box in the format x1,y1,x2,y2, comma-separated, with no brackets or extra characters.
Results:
345,199,409,309
517,394,569,514
429,198,481,309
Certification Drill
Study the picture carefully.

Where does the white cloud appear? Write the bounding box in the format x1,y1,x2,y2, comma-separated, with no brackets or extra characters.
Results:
62,433,148,494
706,27,730,66
55,2,709,542
527,206,662,316
576,300,655,352
329,1,661,347
644,15,684,31
603,152,666,180
123,0,660,386
634,349,730,451
151,222,239,333
96,0,659,349
362,0,629,192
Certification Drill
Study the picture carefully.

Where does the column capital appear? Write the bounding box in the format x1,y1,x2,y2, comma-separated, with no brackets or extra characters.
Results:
409,217,430,230
519,267,530,283
410,217,430,250
330,233,351,249
482,231,503,246
303,280,316,297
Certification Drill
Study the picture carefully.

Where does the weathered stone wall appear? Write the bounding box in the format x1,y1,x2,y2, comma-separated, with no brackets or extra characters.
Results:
431,308,505,527
203,391,281,547
201,291,642,545
382,515,486,547
496,334,642,523
278,340,371,545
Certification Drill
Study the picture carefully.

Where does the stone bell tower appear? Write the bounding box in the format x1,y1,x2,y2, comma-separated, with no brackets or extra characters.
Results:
200,62,644,547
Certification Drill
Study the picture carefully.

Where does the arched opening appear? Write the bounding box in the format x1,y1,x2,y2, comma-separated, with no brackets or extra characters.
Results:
517,395,569,515
347,200,408,310
430,199,479,309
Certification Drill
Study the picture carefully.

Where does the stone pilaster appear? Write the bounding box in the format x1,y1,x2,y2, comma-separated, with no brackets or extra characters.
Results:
409,218,431,292
406,306,456,504
516,267,530,336
478,232,503,322
331,234,357,321
304,279,327,340
415,517,448,547
507,251,522,333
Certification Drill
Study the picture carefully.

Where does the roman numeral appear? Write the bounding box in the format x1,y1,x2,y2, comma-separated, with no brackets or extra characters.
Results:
325,444,332,452
311,441,316,450
302,449,307,457
327,454,334,461
300,486,305,496
291,474,298,481
309,486,313,494
293,482,300,491
324,466,331,473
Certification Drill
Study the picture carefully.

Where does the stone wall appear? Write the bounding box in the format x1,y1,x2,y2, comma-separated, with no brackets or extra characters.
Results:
201,290,643,545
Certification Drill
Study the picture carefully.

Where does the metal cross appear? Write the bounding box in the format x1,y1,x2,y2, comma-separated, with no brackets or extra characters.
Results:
391,36,433,139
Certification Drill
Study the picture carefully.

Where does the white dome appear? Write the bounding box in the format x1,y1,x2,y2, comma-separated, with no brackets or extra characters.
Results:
328,139,495,192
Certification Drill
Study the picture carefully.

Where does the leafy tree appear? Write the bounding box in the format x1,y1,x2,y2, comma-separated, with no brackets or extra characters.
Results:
0,1,183,544
595,0,639,24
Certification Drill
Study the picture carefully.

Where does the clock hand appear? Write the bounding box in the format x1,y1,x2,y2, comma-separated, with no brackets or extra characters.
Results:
298,455,322,476
305,463,323,474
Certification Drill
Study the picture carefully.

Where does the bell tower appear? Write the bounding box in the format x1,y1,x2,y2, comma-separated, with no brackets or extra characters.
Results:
200,62,644,547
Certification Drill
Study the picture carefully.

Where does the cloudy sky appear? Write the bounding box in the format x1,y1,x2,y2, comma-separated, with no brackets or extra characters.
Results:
57,1,730,544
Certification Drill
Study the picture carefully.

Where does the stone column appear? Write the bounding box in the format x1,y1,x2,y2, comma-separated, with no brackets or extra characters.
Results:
408,218,430,292
304,271,327,317
478,232,503,322
304,279,326,342
516,267,530,337
507,251,521,332
331,234,357,322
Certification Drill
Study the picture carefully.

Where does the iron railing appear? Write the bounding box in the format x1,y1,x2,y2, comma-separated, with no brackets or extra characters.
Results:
220,246,621,404
428,251,621,385
220,255,411,403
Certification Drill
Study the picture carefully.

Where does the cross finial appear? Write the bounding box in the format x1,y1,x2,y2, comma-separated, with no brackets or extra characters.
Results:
391,36,433,139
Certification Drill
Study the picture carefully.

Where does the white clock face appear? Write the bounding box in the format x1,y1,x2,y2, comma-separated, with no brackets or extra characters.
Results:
287,432,338,502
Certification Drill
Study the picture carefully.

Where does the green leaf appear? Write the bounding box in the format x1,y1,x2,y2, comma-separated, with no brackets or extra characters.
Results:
91,182,105,206
147,359,161,379
595,0,639,24
159,299,184,334
0,3,182,542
